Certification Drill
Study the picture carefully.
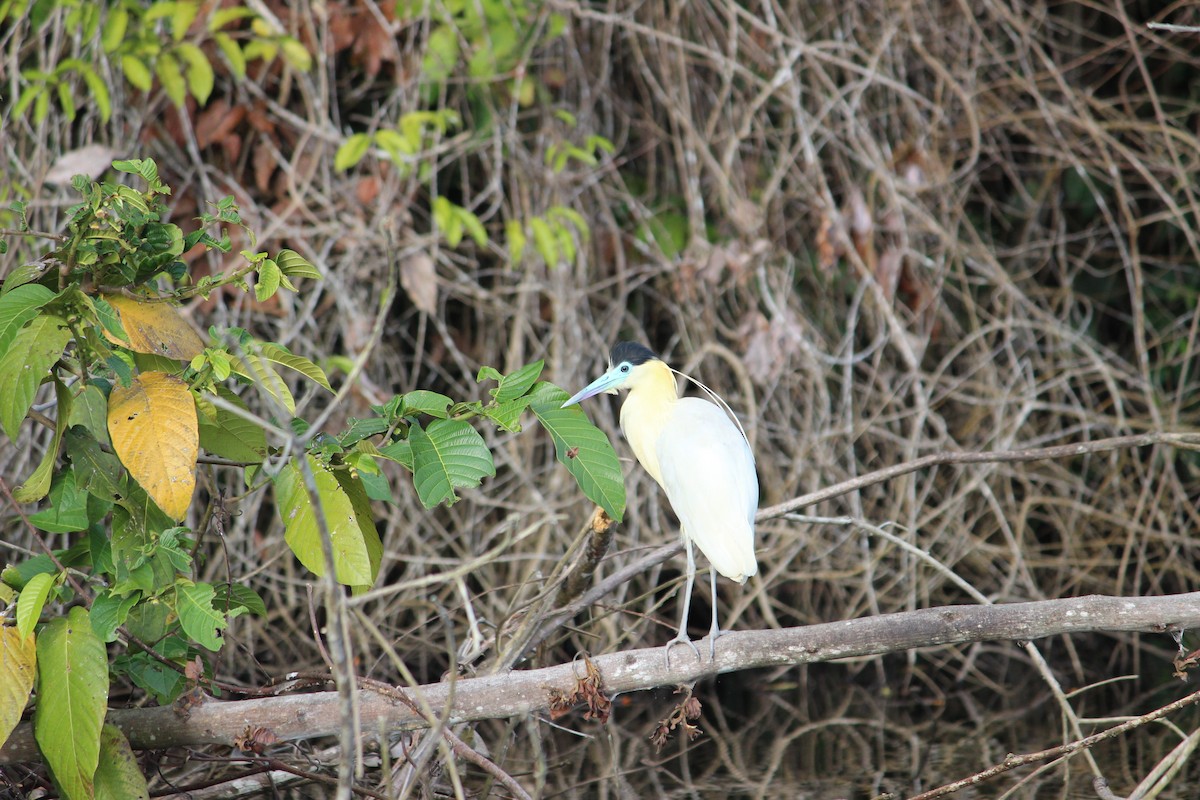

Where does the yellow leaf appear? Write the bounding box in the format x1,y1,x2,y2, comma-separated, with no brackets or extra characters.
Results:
0,626,36,749
107,372,198,520
103,294,205,361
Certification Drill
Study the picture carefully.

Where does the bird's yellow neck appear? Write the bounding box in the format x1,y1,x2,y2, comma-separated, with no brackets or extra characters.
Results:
618,360,678,487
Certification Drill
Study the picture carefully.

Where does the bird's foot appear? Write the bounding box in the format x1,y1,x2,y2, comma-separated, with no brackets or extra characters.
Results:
664,633,701,667
706,625,730,660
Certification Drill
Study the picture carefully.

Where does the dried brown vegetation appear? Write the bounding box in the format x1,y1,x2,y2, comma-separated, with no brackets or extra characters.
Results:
3,0,1200,797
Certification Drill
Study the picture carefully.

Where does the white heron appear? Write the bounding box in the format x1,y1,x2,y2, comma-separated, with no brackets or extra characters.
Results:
562,342,758,660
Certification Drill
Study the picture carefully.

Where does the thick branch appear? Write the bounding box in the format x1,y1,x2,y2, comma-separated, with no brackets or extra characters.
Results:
3,592,1197,764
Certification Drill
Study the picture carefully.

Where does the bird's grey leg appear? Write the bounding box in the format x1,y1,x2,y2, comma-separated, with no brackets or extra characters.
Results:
707,566,725,659
665,537,701,665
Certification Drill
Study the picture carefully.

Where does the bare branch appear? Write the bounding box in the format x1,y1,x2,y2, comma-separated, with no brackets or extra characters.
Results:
902,688,1200,800
757,432,1200,519
3,592,1196,764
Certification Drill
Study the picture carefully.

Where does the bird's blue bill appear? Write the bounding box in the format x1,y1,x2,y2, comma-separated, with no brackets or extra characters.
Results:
561,365,625,408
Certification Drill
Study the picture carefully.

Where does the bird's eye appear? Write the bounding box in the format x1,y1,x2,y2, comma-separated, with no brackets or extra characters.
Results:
620,363,631,373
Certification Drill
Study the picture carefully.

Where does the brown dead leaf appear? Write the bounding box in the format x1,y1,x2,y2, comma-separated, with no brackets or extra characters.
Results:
356,175,381,205
234,725,279,754
740,307,806,384
546,656,611,724
194,100,246,150
875,248,903,302
245,101,275,135
253,140,277,193
45,145,122,185
815,210,847,274
401,253,438,315
650,685,704,751
173,687,207,719
1173,647,1199,680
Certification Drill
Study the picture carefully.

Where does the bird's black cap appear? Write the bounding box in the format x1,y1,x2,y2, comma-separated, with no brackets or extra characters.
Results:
610,341,658,366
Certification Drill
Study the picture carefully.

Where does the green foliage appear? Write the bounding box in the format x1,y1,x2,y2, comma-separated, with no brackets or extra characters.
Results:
0,157,624,792
398,0,566,91
335,109,461,176
34,607,108,800
7,1,314,122
546,127,615,174
508,206,591,268
528,384,626,522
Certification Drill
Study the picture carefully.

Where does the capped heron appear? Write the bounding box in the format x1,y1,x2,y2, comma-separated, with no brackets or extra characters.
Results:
562,342,758,660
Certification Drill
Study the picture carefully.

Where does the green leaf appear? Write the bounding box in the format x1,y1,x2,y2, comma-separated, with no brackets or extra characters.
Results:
549,206,591,242
279,36,312,71
459,207,487,247
89,590,139,643
432,196,455,244
156,52,187,108
171,0,199,41
196,387,267,463
530,216,557,266
209,6,257,30
229,353,295,414
505,220,526,265
491,359,544,403
80,64,111,122
176,42,214,104
273,455,382,588
14,378,72,504
101,7,128,52
216,583,266,617
69,384,112,446
376,128,413,164
35,606,108,800
485,395,532,433
475,365,503,384
16,571,56,639
57,79,77,121
275,248,321,279
121,55,152,92
174,582,227,651
335,133,371,171
111,158,161,187
255,342,332,391
338,417,390,446
34,91,50,125
213,32,246,79
378,439,412,470
254,257,281,301
243,38,277,64
0,313,71,440
554,218,577,264
409,419,496,508
94,724,149,800
400,390,452,418
12,84,41,121
29,470,90,534
89,294,128,345
424,24,459,82
111,635,187,704
65,426,125,501
530,382,626,521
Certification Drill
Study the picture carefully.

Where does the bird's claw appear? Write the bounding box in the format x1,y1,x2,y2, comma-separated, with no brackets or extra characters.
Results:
664,634,701,667
707,629,729,660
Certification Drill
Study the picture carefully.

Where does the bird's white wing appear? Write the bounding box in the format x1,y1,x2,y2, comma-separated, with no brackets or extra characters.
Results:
656,398,759,583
